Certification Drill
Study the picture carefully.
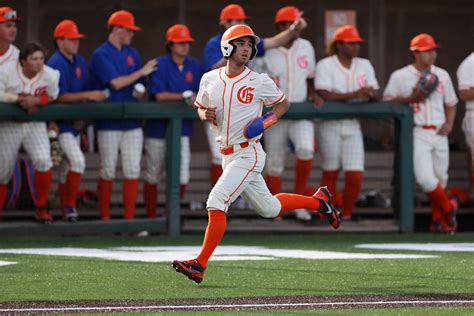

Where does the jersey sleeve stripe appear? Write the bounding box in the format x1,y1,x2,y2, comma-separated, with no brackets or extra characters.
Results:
264,93,285,107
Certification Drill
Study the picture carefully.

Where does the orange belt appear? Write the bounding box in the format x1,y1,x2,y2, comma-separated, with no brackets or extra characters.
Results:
220,140,259,155
420,125,437,130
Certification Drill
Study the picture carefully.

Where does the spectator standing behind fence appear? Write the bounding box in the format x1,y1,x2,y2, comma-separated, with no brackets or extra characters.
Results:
202,4,308,187
0,7,20,217
257,6,322,221
314,25,379,220
143,24,203,218
47,20,108,222
89,10,157,220
383,34,459,233
457,51,474,202
0,42,59,223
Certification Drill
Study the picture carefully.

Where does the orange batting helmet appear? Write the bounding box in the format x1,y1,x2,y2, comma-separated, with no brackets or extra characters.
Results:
221,24,260,60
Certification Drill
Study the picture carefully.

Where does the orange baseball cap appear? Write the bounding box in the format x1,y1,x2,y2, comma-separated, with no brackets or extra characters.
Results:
220,4,249,22
334,25,364,42
0,7,20,23
410,33,439,51
275,6,300,23
107,10,141,31
166,24,194,43
54,20,85,39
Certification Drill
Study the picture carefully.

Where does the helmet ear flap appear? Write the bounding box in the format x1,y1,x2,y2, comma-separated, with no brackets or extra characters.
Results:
221,41,236,59
250,45,258,60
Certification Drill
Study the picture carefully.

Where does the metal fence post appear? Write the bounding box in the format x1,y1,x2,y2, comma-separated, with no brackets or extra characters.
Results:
166,118,182,237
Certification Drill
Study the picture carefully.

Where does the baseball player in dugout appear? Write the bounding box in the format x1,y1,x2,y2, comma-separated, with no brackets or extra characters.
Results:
202,3,308,189
47,20,108,222
89,10,157,220
257,6,322,221
457,50,474,202
172,25,340,284
0,42,60,223
315,25,379,220
383,34,459,233
143,24,203,218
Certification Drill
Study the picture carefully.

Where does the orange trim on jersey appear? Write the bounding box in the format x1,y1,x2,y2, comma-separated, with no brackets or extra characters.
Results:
218,68,227,143
226,68,252,146
195,100,206,109
264,93,285,107
223,145,258,212
225,67,246,79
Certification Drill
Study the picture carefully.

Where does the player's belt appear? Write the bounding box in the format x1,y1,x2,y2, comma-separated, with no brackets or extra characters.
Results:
417,125,437,130
220,139,260,155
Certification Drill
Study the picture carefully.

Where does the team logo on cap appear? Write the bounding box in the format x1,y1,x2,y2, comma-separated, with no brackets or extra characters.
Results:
237,86,255,104
297,55,308,69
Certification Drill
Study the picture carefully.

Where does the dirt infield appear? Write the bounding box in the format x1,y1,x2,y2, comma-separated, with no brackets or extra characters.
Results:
1,294,474,314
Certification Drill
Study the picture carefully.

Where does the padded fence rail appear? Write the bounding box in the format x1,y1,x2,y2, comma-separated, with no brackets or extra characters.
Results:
0,101,414,235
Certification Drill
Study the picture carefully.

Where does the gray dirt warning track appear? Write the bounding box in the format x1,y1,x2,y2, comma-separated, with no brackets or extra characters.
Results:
1,294,474,314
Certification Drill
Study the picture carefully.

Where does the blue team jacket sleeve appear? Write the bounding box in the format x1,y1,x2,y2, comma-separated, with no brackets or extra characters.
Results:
90,52,122,87
149,59,168,96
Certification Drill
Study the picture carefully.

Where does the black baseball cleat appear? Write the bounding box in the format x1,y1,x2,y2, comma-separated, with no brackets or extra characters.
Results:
172,259,206,284
313,186,341,229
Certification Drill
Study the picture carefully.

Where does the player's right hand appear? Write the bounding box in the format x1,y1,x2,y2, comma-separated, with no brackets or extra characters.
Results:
18,95,39,114
294,12,307,32
87,91,108,102
407,86,424,103
199,106,217,125
140,59,158,76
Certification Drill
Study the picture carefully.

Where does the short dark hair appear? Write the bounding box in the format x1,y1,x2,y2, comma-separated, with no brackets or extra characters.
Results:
19,42,46,63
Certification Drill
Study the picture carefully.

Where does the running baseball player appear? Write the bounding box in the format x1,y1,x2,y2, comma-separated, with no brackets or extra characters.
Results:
47,20,107,222
202,4,308,187
0,42,59,223
0,7,20,217
315,25,379,220
457,51,474,201
384,33,458,233
172,25,340,284
89,10,157,220
143,24,203,217
258,6,321,221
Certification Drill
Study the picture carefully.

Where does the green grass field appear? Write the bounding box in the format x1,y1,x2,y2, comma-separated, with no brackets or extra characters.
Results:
1,233,473,315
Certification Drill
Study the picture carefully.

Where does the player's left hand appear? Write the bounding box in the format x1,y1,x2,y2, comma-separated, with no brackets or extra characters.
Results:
311,93,324,109
18,95,40,114
438,122,453,136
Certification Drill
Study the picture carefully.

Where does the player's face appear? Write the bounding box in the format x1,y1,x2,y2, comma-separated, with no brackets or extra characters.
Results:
0,21,17,44
415,49,437,67
23,50,45,74
276,21,293,33
58,38,80,55
231,37,253,65
171,42,190,58
117,27,134,45
339,42,360,58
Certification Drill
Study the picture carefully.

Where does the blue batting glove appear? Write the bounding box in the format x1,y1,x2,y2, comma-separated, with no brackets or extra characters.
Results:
244,112,278,139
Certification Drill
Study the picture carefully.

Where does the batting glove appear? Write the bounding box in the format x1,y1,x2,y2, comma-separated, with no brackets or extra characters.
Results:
243,111,278,139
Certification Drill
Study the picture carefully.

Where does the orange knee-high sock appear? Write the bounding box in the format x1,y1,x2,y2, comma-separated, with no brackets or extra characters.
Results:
427,184,452,215
210,164,223,186
0,184,6,212
294,159,313,195
196,210,227,268
429,200,443,222
265,175,282,195
98,178,113,220
34,169,52,209
343,171,363,217
320,170,339,197
180,184,187,200
275,193,320,216
143,182,158,218
123,179,139,219
58,183,66,215
64,171,81,209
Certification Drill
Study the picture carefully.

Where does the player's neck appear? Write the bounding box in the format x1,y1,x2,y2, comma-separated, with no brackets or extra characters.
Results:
413,62,431,72
0,42,10,56
283,38,295,49
108,34,123,51
21,67,38,79
226,61,246,78
171,53,185,66
59,48,74,63
337,54,352,69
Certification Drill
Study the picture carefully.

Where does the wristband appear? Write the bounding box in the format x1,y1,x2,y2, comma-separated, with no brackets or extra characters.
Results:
40,95,49,106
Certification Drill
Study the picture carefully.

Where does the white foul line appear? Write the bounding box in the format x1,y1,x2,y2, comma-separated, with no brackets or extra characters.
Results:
1,300,474,312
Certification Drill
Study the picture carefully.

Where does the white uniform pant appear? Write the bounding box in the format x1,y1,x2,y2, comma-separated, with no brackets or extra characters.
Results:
317,119,364,171
463,109,474,169
413,127,449,192
58,133,86,184
143,136,190,185
0,121,52,183
98,128,143,180
207,142,281,217
204,121,222,165
264,119,314,176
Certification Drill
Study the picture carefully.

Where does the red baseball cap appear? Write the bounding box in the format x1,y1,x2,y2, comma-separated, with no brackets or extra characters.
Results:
410,33,439,51
166,24,194,43
334,25,364,42
54,20,85,39
0,7,20,23
220,4,249,22
275,6,300,23
107,10,141,31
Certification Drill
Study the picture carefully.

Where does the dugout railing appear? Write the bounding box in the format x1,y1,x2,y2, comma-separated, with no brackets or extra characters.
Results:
0,101,414,235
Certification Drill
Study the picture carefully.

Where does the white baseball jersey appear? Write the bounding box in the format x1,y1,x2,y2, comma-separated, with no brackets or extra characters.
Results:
0,44,19,68
195,66,285,147
457,52,474,110
384,65,458,126
259,38,316,102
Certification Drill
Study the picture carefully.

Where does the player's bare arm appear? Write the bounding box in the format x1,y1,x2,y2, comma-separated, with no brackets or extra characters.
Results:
317,88,376,102
459,88,474,101
109,59,157,91
197,106,216,125
264,12,307,49
57,91,107,103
